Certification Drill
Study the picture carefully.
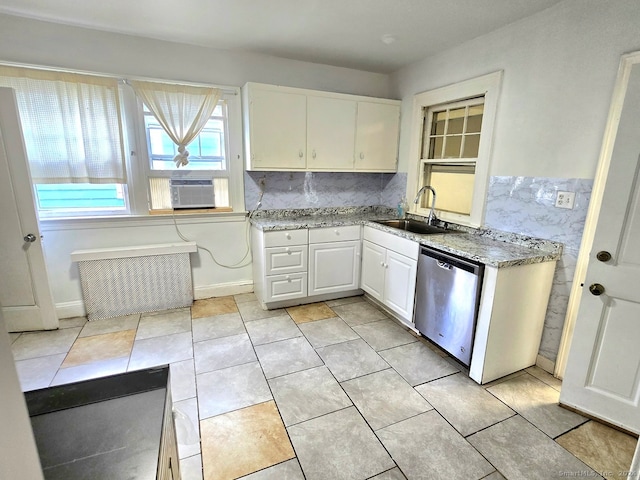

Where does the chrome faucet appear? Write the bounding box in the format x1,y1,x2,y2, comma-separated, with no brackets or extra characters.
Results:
414,185,437,225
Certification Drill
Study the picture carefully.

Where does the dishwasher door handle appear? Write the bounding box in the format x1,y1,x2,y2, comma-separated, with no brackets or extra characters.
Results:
436,260,452,270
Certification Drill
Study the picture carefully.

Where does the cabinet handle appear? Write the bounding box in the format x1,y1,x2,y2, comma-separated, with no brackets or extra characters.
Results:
298,150,304,158
312,149,317,159
359,152,364,160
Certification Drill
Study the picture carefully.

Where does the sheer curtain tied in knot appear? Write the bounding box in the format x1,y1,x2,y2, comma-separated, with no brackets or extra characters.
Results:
174,145,189,167
129,80,222,168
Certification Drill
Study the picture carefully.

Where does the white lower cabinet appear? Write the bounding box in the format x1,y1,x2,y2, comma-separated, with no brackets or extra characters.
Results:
361,227,419,323
252,225,362,309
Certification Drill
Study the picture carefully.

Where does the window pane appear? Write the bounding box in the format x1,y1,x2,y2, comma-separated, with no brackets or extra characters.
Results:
462,134,480,158
145,113,226,171
431,111,446,135
444,135,462,158
34,184,126,211
422,164,475,215
430,136,444,159
447,108,465,135
466,105,484,133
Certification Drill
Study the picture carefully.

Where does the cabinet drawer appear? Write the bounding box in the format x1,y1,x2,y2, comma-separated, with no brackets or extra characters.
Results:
309,225,361,243
265,246,307,275
265,273,307,302
363,226,419,260
264,229,308,247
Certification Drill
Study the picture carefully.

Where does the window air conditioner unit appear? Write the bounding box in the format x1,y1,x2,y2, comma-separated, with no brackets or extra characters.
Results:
170,176,215,209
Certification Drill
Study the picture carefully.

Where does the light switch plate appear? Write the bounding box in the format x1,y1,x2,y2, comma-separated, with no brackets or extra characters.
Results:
555,191,575,209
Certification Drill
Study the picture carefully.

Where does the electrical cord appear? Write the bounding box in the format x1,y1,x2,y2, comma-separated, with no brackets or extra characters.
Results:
171,209,253,269
171,185,264,269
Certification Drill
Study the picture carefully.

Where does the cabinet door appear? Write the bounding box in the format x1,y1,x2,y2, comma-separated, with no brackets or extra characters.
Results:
308,241,360,296
360,240,385,302
307,96,356,170
384,250,417,322
249,89,307,170
354,102,400,172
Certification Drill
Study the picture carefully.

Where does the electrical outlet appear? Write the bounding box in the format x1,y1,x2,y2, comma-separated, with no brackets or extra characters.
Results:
555,191,575,209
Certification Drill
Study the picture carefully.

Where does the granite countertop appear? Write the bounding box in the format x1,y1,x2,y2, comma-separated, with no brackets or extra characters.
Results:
250,206,563,268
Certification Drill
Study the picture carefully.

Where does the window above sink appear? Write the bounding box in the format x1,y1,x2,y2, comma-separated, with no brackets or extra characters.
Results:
407,71,503,228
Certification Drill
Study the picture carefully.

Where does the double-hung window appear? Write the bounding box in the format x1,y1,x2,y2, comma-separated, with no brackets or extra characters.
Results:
140,99,233,210
408,71,502,227
0,64,244,217
0,66,128,216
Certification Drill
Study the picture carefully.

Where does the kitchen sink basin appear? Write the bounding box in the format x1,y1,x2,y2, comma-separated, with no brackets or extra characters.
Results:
373,219,456,235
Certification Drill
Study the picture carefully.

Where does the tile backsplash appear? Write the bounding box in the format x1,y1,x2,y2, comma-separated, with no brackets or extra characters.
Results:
484,176,593,364
244,171,592,366
244,171,407,212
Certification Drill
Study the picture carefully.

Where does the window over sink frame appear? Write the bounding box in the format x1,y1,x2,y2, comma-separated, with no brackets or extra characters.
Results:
407,71,502,227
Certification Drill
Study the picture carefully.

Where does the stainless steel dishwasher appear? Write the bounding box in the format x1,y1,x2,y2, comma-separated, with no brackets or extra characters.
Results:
414,246,484,366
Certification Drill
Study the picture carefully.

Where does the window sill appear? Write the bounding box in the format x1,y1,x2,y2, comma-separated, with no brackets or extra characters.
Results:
39,209,248,231
149,207,233,215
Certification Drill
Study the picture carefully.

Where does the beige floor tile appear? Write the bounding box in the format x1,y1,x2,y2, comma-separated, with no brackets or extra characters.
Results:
192,296,238,318
487,373,587,438
201,400,294,480
286,302,335,324
58,316,88,328
61,329,136,368
556,420,638,474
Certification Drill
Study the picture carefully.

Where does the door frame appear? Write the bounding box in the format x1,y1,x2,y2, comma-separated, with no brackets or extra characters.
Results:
555,51,640,378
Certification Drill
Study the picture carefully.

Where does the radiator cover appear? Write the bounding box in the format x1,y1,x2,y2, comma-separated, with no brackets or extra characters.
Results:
77,252,194,321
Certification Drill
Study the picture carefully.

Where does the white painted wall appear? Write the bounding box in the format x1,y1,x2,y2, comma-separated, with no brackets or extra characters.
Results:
0,307,44,480
391,0,640,179
0,14,391,98
0,13,392,315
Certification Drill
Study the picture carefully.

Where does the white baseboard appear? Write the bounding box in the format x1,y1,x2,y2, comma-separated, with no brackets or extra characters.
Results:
193,282,254,300
56,301,86,320
55,282,254,320
536,354,556,374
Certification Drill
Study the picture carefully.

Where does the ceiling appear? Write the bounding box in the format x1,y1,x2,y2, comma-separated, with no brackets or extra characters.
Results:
0,0,563,73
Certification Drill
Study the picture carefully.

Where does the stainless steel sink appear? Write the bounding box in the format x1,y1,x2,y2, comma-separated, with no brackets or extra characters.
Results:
373,219,456,235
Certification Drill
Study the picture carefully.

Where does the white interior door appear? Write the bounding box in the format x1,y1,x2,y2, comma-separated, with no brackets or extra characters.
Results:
560,54,640,434
0,87,57,332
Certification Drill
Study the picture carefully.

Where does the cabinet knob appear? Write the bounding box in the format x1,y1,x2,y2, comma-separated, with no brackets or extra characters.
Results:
380,261,385,267
286,275,291,281
334,229,339,235
286,233,291,239
285,247,291,254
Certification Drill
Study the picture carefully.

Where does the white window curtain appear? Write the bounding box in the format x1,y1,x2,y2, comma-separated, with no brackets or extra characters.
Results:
129,80,222,167
0,66,126,184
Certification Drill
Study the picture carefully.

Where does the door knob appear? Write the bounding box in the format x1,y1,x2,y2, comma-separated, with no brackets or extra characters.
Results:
596,251,612,262
589,283,605,296
23,233,37,243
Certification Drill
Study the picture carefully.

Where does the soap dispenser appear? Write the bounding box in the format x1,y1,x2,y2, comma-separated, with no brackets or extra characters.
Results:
397,197,408,218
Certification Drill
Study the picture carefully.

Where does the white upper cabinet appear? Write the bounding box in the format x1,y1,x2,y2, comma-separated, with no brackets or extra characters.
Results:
243,82,400,172
245,87,307,170
307,96,357,170
355,102,400,172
